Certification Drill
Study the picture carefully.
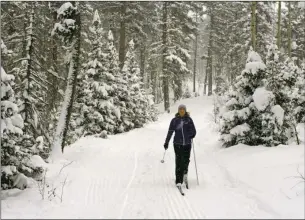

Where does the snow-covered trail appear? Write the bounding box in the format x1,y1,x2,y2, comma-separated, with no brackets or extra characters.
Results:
2,96,304,219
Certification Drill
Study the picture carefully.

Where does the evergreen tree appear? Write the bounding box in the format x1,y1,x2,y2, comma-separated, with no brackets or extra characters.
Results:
292,4,305,65
255,2,274,58
265,44,300,143
213,76,229,121
1,64,23,189
204,2,233,89
292,63,305,123
224,2,274,84
220,48,285,147
1,61,44,189
282,2,305,64
2,2,52,157
121,40,157,129
121,40,143,128
167,2,195,101
104,30,128,133
79,11,120,137
225,2,251,83
51,2,81,155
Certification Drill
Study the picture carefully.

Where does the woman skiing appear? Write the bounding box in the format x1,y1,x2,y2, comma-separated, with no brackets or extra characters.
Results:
163,104,196,190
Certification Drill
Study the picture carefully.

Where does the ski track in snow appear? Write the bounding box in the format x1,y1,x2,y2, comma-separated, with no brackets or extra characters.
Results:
119,150,138,219
3,96,302,219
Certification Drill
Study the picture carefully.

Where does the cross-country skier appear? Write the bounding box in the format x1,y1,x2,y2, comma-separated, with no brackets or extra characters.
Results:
163,104,196,190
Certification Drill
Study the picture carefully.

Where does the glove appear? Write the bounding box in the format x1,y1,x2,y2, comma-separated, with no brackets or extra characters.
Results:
164,143,168,150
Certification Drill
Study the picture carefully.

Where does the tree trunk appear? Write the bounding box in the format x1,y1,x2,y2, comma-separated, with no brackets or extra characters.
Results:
151,63,158,102
288,2,292,58
61,8,81,153
119,2,127,69
207,12,214,96
47,3,59,122
24,3,35,134
140,43,146,85
251,2,257,51
193,10,198,93
230,57,234,84
277,1,281,49
207,58,213,96
203,64,208,95
173,76,182,102
162,2,170,112
51,2,82,153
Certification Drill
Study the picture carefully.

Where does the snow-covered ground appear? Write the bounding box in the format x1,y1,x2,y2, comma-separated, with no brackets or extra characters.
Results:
1,96,304,219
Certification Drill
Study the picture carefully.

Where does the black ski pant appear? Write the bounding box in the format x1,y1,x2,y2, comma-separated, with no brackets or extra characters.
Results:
174,144,192,184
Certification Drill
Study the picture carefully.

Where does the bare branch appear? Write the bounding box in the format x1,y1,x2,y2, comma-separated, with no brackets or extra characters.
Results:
296,165,305,180
291,180,304,190
60,176,68,203
58,161,74,175
37,169,48,200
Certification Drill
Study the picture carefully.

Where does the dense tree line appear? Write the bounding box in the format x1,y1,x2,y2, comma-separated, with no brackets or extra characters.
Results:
1,1,304,189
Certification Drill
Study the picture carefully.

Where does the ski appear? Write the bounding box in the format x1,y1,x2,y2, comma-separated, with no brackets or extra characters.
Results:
177,186,185,196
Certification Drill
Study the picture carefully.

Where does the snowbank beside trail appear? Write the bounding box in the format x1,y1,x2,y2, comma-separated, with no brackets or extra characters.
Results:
216,144,304,218
1,157,75,218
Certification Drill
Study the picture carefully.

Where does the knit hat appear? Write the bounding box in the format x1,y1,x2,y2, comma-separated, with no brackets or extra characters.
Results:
178,104,186,111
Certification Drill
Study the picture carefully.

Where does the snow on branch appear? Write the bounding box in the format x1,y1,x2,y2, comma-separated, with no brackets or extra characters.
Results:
57,2,76,18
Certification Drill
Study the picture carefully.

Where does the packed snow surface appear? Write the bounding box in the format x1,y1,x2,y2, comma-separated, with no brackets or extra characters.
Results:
2,96,304,219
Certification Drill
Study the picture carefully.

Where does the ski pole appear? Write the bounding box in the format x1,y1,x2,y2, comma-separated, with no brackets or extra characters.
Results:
192,140,199,185
161,150,166,163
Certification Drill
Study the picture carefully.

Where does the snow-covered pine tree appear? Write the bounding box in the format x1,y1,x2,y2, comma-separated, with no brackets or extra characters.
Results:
62,3,97,145
204,2,233,87
281,2,305,64
265,44,301,143
3,2,51,159
146,2,164,105
157,2,195,110
121,40,145,128
51,2,81,155
120,40,158,129
183,85,192,99
292,63,305,123
1,2,66,154
1,61,45,189
256,2,274,59
213,76,229,122
292,4,305,66
146,93,158,123
78,10,120,137
219,48,285,147
104,30,128,133
224,2,274,84
1,64,23,189
225,2,251,83
167,2,194,101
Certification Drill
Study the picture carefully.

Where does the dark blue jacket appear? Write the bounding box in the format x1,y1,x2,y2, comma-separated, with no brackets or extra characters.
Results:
165,112,196,146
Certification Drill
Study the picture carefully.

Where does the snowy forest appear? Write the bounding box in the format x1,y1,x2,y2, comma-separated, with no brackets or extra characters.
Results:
1,1,305,192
